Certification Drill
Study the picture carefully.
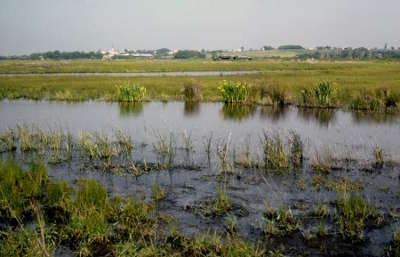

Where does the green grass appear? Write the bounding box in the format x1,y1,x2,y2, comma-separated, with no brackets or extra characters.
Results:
0,160,267,257
1,60,400,111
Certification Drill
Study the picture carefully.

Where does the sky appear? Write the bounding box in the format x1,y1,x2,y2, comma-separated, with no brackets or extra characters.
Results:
1,0,400,55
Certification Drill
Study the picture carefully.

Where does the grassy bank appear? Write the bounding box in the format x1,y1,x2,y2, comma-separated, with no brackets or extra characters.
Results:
0,60,400,111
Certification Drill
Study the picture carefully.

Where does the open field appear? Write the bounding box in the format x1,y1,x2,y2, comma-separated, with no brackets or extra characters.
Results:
0,60,400,111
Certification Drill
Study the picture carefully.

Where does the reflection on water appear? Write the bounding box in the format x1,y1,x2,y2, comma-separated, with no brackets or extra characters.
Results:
184,101,200,116
351,111,400,124
220,103,257,121
119,102,144,116
259,106,289,121
1,100,399,160
297,107,336,127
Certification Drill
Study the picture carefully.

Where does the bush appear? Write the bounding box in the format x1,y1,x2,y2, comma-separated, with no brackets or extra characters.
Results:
117,84,146,102
183,81,201,101
218,80,249,103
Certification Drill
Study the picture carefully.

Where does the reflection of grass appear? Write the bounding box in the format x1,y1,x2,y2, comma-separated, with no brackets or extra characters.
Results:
184,101,200,115
118,102,144,116
297,107,336,126
221,103,256,121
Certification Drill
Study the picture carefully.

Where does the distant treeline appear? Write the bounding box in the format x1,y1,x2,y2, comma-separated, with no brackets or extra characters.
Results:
0,51,103,60
299,47,400,60
173,50,206,59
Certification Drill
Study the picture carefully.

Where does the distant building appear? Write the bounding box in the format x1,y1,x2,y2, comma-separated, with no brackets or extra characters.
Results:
101,48,153,59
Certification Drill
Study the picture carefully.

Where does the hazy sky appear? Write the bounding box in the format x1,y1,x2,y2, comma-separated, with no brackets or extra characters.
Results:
1,0,399,55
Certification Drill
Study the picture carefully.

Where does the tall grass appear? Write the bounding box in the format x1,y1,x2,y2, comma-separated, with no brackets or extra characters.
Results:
218,80,249,103
117,83,146,102
300,81,335,107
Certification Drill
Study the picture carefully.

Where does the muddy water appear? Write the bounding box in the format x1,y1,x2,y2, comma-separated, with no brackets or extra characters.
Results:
1,100,400,257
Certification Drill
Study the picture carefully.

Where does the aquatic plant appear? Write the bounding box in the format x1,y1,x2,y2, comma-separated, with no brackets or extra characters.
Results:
114,128,133,155
17,124,36,152
152,132,176,169
289,131,303,168
216,135,234,175
225,214,238,234
336,194,376,242
117,83,146,102
373,146,384,168
0,160,48,221
264,205,301,237
218,80,249,103
152,182,166,202
263,133,289,171
311,149,334,174
212,187,233,216
316,221,328,237
203,132,213,162
0,128,17,152
387,230,400,257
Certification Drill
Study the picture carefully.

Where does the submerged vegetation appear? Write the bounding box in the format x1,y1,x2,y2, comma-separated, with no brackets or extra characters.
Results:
0,160,269,257
0,122,398,256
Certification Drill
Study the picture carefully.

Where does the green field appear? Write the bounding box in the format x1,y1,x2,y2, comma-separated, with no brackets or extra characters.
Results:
0,59,399,110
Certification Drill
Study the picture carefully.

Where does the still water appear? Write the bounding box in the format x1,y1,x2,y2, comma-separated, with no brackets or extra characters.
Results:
1,100,399,160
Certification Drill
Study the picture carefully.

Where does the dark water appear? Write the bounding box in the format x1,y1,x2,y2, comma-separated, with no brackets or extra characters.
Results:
1,100,400,257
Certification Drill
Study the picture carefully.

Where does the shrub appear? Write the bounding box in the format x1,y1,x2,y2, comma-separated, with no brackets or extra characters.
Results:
183,81,201,101
218,80,249,103
117,84,146,102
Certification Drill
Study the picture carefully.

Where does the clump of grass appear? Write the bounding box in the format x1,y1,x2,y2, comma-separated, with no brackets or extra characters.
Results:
312,203,330,219
312,149,334,174
203,132,213,163
152,182,166,202
117,83,146,102
0,160,48,221
107,196,157,242
0,128,17,152
373,146,384,168
289,131,303,168
114,128,133,156
152,132,176,169
387,230,400,257
316,221,328,237
212,187,233,216
351,88,399,112
0,220,57,257
218,80,249,103
17,124,36,152
300,81,335,107
183,80,201,101
264,205,301,237
263,133,289,171
336,194,376,242
263,82,287,107
225,214,238,234
216,135,234,175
